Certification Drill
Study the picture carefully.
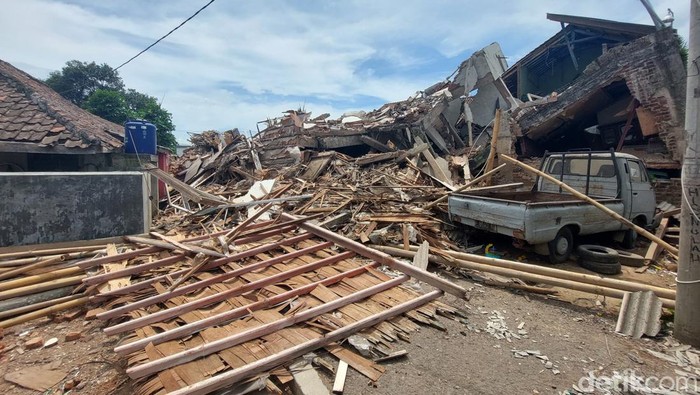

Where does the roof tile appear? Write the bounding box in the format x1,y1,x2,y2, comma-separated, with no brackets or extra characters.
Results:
0,60,124,152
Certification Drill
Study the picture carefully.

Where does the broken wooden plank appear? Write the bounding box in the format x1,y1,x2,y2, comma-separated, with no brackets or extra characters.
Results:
645,217,670,265
373,350,408,363
113,263,378,355
284,213,468,299
326,345,385,382
424,164,507,209
126,275,408,378
125,236,225,258
332,361,349,394
483,108,502,185
165,291,442,395
412,241,429,271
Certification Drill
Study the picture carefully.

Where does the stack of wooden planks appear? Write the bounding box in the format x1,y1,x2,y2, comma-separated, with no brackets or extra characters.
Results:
85,214,467,395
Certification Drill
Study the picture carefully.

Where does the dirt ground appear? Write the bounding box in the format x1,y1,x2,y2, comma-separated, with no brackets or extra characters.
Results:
0,240,692,395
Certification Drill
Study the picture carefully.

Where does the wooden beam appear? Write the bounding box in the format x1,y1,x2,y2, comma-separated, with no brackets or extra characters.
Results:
499,155,679,256
224,202,275,242
126,275,408,379
125,236,225,258
359,135,394,152
414,136,451,185
424,163,507,209
0,294,83,320
90,233,314,298
103,250,353,334
282,213,468,299
0,255,64,281
483,108,502,185
154,291,442,395
99,241,335,324
114,263,379,355
645,217,670,265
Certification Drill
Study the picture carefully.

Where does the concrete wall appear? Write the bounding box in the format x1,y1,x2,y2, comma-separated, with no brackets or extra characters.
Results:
0,172,151,247
0,152,153,172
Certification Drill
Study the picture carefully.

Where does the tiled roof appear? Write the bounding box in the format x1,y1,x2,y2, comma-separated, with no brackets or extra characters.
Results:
0,60,124,153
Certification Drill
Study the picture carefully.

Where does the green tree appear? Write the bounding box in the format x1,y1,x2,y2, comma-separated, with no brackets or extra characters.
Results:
47,60,178,151
82,89,130,124
45,60,124,106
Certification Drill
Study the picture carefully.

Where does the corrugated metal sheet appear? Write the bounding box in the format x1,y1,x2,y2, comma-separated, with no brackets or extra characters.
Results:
615,290,662,339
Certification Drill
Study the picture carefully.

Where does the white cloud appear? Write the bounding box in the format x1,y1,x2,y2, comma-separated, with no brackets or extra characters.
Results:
0,0,690,144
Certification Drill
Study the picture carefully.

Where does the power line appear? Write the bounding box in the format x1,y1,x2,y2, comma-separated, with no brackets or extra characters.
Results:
115,0,216,71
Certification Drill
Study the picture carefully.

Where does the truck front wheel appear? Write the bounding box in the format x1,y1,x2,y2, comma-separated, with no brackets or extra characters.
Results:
548,227,574,264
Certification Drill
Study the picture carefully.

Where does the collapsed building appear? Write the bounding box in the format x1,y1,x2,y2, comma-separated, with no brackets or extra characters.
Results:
508,14,686,203
177,13,685,207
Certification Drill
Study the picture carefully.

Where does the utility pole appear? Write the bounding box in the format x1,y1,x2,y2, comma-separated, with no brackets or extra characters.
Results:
675,0,700,347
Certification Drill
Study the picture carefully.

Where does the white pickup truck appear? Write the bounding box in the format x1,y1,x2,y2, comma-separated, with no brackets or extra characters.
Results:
448,151,656,263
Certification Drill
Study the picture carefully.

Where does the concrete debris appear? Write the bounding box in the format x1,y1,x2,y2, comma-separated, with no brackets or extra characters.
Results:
485,311,521,342
511,349,560,375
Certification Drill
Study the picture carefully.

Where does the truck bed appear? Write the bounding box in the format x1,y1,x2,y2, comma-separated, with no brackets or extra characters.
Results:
451,191,589,204
448,191,624,244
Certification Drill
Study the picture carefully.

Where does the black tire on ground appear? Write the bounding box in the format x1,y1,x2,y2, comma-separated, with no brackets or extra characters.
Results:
577,245,619,264
579,258,622,275
616,250,645,267
548,227,574,264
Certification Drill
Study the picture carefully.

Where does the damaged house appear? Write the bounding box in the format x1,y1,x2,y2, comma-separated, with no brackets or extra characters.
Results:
0,60,154,247
505,14,686,203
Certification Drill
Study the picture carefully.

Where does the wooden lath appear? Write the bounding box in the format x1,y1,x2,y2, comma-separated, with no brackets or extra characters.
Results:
87,220,467,395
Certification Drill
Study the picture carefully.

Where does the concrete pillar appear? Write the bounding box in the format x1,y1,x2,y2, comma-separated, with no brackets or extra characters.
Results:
674,0,700,347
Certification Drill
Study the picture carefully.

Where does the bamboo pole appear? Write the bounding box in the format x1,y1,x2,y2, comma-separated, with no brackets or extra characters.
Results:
0,266,84,292
0,297,89,329
499,154,679,256
0,251,101,268
378,244,676,300
483,108,502,185
0,294,83,320
424,164,507,209
0,275,85,301
0,245,106,261
0,256,65,281
374,245,675,308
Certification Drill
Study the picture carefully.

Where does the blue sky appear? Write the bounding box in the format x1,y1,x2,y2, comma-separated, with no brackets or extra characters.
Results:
0,0,688,144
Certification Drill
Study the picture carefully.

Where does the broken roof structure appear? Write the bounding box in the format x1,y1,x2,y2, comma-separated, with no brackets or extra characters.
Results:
505,15,685,171
0,59,124,154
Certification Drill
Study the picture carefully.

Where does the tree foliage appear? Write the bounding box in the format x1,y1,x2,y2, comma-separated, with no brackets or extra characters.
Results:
46,60,177,151
45,60,124,106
